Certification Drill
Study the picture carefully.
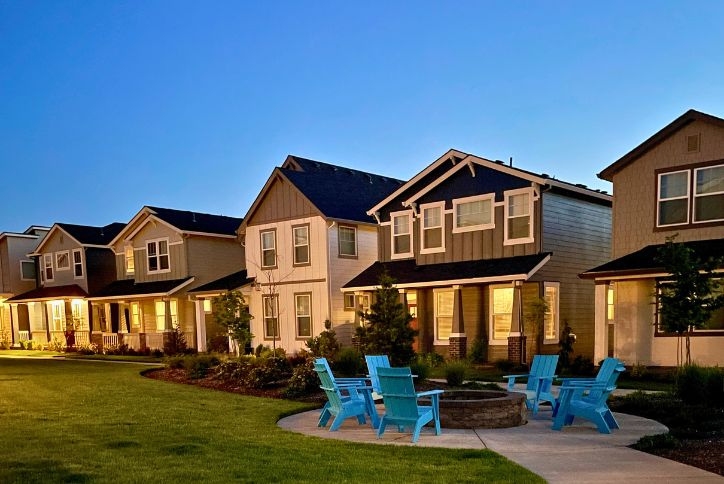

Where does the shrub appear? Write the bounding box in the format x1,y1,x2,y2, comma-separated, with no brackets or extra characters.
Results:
287,351,309,368
165,355,187,369
184,354,221,379
215,358,253,383
305,320,340,360
468,338,488,364
75,341,98,355
409,361,430,382
163,324,188,356
444,361,468,387
284,358,320,397
569,355,595,376
0,331,12,350
19,340,32,350
676,364,724,407
245,357,291,388
47,338,66,353
207,335,230,353
417,352,445,368
334,348,363,377
494,359,515,372
256,346,286,359
628,362,649,379
151,349,163,358
633,433,680,451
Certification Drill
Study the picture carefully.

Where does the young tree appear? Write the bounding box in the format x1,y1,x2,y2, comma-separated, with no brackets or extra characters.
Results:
212,290,253,355
656,237,724,366
357,272,417,366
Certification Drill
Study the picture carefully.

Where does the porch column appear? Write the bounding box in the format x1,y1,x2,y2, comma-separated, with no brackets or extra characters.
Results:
508,281,526,365
194,299,207,352
449,285,467,360
593,283,608,364
9,304,19,346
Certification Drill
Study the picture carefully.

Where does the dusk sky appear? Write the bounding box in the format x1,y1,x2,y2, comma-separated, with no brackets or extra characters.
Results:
2,1,724,232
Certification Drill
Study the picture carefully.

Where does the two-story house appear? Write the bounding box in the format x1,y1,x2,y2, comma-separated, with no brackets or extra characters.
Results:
582,109,724,366
344,149,612,362
238,155,403,353
88,206,244,351
0,226,49,345
6,222,124,346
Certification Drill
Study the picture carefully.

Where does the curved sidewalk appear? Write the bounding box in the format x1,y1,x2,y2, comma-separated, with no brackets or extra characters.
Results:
278,409,722,483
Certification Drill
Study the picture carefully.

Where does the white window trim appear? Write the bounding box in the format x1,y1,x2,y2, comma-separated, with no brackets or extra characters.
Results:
72,248,83,279
50,300,65,332
452,193,495,233
147,238,171,274
131,302,141,328
292,225,310,265
693,164,724,224
656,170,691,227
543,282,560,344
503,187,535,246
44,254,54,282
419,201,446,254
433,288,453,345
338,225,358,257
390,210,414,260
19,260,35,281
55,250,70,271
124,245,135,275
489,284,514,345
343,293,356,310
262,294,279,339
260,229,277,268
294,293,312,338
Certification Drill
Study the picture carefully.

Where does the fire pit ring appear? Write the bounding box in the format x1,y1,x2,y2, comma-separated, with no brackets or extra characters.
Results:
428,389,527,429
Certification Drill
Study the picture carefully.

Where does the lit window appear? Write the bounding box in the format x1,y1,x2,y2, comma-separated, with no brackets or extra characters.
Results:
147,239,170,273
658,170,690,226
338,226,357,257
344,293,356,310
293,226,310,265
263,295,279,338
606,285,615,322
434,290,453,342
490,286,514,341
20,260,35,281
261,230,276,268
72,249,83,278
693,164,724,223
203,299,212,313
155,301,166,331
453,195,494,232
71,299,85,330
131,302,141,327
420,202,444,253
50,300,65,331
56,251,70,271
543,282,559,343
295,294,312,338
504,189,533,244
44,254,54,281
125,246,135,275
391,211,413,258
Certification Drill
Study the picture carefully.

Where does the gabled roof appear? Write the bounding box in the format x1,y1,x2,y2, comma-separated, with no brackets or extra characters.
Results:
33,222,125,254
0,225,50,242
241,155,404,229
343,253,551,290
6,284,88,302
188,269,254,295
88,277,194,300
580,238,724,280
598,109,724,181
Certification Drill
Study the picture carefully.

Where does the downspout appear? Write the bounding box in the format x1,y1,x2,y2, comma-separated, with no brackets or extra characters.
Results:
326,220,335,327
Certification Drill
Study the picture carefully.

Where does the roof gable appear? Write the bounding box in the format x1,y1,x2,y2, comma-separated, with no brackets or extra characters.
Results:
599,109,724,181
34,222,124,254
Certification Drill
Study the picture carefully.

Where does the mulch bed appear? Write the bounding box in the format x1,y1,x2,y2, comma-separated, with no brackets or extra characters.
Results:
647,439,724,476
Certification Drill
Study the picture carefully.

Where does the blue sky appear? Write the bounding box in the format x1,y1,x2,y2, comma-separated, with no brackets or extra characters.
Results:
2,1,724,231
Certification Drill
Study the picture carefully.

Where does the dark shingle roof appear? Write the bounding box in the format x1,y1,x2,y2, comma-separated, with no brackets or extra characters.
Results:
91,278,193,298
6,284,88,302
188,270,254,293
581,238,724,279
280,156,405,223
147,206,242,236
58,222,126,245
343,253,551,289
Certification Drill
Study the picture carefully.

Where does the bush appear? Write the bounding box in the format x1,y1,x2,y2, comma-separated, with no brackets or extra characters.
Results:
409,361,430,382
468,338,488,364
284,358,320,397
165,355,187,369
334,348,364,377
569,355,595,376
151,349,163,358
493,359,515,372
633,433,680,451
215,358,252,383
245,357,291,388
47,338,66,353
676,364,724,407
305,320,340,360
287,351,309,368
184,354,221,379
75,341,98,355
444,361,468,387
207,335,230,353
417,352,445,368
163,324,188,356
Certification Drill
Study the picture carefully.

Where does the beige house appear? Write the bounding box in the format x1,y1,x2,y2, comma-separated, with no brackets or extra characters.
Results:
87,206,245,351
582,109,724,366
0,226,49,345
7,222,124,346
237,155,403,353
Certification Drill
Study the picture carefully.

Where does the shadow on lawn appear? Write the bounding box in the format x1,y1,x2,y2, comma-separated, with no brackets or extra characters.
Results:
0,459,93,484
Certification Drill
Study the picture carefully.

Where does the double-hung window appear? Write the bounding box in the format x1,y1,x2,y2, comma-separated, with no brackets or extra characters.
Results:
125,246,135,275
292,225,310,265
390,211,413,259
263,295,279,338
131,302,141,328
261,230,276,268
420,202,445,253
56,251,70,271
543,282,560,344
147,239,170,273
295,293,312,338
504,188,534,245
693,164,724,223
155,300,178,330
44,254,54,281
72,249,83,278
657,170,690,226
434,289,453,343
50,300,64,331
338,226,357,257
452,194,494,233
20,260,35,281
490,285,514,343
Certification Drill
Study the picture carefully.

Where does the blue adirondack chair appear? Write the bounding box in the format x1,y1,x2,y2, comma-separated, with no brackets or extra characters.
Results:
314,361,374,431
364,354,391,395
376,366,444,443
552,357,623,417
503,354,559,414
552,361,625,433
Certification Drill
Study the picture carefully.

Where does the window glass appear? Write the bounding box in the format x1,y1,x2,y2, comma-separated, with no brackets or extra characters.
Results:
261,231,276,267
73,250,83,278
455,198,492,229
44,254,54,281
339,226,357,256
507,193,531,240
125,246,135,274
543,284,559,342
422,205,443,249
293,226,309,264
392,214,411,255
131,302,141,327
295,294,312,337
435,291,453,341
155,301,166,330
491,287,514,340
56,251,69,270
263,296,279,338
658,171,689,226
20,260,35,280
694,165,724,222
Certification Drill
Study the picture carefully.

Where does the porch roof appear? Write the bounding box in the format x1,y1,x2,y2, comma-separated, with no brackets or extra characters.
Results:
87,277,194,300
580,238,724,280
187,269,254,296
6,284,88,303
342,252,551,291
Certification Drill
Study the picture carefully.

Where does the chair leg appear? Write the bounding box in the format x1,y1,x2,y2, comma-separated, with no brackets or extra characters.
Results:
603,410,619,430
376,419,387,439
318,407,331,428
355,414,367,425
330,414,346,431
412,422,424,443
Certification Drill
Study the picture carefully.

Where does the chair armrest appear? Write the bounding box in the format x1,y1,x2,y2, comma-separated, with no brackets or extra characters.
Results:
503,373,530,379
416,389,444,397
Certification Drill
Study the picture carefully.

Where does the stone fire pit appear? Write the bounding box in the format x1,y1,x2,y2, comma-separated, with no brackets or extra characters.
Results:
431,390,527,429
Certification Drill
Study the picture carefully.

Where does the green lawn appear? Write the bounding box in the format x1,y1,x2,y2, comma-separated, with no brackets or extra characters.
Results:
0,359,542,483
0,349,64,357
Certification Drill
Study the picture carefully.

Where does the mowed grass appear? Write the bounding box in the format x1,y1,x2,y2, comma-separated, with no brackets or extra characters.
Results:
0,359,543,483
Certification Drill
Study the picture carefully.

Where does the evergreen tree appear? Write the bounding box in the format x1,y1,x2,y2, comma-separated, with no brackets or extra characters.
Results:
212,290,253,355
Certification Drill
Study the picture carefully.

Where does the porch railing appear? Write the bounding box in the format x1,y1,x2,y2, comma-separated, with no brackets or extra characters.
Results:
18,330,30,341
102,333,119,347
123,333,141,350
145,333,164,350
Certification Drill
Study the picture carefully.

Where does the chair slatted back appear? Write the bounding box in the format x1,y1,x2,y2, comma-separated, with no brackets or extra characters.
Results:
376,366,419,424
365,355,391,394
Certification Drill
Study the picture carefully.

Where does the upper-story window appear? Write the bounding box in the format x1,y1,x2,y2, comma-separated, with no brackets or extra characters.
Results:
694,164,724,223
56,251,70,271
72,249,83,278
390,210,414,259
420,202,445,253
260,229,276,268
20,260,35,281
338,226,357,257
147,238,170,273
452,194,494,233
657,170,690,226
504,188,534,245
44,254,54,282
125,245,135,275
292,225,310,266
